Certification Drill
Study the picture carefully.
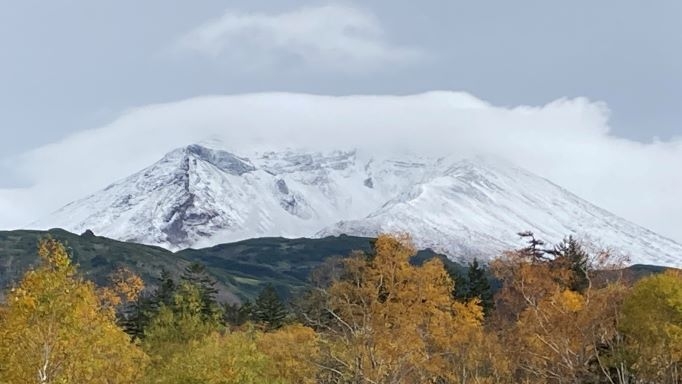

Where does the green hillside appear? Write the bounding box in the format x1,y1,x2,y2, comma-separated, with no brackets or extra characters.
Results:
177,235,458,300
0,228,180,287
0,229,450,302
0,228,667,304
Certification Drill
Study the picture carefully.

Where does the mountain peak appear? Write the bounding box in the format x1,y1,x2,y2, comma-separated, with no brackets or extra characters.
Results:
166,144,256,176
32,146,682,267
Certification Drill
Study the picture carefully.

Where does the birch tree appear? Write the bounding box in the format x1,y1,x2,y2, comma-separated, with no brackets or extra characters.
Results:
0,238,147,384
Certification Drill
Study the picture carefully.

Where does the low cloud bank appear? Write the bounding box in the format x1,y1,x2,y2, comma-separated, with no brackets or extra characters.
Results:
1,91,680,242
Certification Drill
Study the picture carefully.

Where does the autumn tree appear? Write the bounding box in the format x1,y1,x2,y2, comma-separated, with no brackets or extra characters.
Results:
314,234,507,383
143,329,278,384
620,270,682,383
143,281,223,357
491,236,630,383
101,267,146,339
0,238,148,384
294,256,346,331
119,269,178,340
123,264,224,341
512,284,629,383
257,324,320,384
99,266,145,312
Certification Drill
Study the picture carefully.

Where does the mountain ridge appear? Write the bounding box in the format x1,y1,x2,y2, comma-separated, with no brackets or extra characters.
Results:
32,144,682,267
0,228,449,302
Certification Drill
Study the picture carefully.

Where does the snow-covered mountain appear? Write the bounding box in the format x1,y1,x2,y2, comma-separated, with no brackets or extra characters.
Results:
33,144,682,267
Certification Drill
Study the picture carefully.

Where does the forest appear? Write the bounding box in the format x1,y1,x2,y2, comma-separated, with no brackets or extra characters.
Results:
0,233,680,384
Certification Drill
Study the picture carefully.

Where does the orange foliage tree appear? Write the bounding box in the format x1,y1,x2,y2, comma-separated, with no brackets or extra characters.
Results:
491,238,630,383
314,234,508,383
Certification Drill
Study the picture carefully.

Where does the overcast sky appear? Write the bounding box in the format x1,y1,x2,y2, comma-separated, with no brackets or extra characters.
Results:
0,1,681,240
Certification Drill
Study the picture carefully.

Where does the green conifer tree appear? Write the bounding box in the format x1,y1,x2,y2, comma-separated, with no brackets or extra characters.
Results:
119,293,154,340
181,262,222,320
253,284,288,331
119,269,176,340
552,236,590,292
223,300,255,326
446,266,469,302
154,269,177,308
466,258,494,317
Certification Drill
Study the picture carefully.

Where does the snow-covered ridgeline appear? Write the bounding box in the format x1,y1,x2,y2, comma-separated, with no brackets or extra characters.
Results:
32,144,682,267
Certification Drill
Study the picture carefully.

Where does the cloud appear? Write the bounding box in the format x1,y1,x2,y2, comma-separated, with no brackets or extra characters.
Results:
175,4,424,72
2,91,682,244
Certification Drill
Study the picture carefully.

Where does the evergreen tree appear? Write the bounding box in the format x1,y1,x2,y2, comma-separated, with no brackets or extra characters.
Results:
154,269,177,308
223,300,254,327
119,293,155,341
548,236,590,292
240,300,255,323
181,262,221,319
466,259,494,317
517,231,549,262
143,281,223,357
446,266,469,302
119,269,176,340
253,284,288,331
446,260,493,317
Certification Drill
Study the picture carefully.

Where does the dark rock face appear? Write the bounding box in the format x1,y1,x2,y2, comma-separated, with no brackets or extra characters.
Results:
280,195,297,212
161,193,222,247
160,155,221,247
186,144,256,175
276,179,289,194
276,179,303,216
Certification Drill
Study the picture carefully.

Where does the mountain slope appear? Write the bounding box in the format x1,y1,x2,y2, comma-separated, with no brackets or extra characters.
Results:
320,158,682,265
36,145,342,248
33,145,422,249
33,145,682,267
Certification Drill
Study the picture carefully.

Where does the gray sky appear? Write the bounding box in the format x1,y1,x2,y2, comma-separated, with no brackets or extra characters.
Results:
1,0,680,159
0,1,681,240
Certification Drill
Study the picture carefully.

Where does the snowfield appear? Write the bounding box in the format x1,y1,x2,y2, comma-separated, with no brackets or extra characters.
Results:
33,144,682,267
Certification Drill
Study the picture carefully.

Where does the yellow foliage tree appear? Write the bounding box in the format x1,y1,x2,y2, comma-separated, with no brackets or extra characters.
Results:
99,267,145,318
492,247,629,383
490,249,572,326
0,238,148,384
257,324,320,384
144,323,320,384
620,270,682,383
143,329,282,384
316,234,506,383
142,280,224,369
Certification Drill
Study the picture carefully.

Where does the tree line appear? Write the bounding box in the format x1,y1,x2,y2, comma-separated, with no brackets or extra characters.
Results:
0,234,680,383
